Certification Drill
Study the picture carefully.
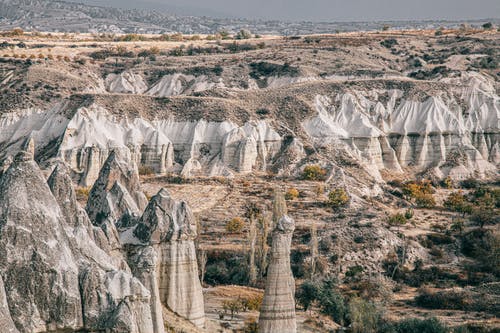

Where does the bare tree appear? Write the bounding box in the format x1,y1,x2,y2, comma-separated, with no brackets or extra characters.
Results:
310,222,318,278
245,202,261,286
199,249,207,285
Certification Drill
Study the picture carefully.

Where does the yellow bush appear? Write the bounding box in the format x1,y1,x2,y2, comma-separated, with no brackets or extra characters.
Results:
226,217,245,233
285,188,300,200
327,188,350,209
138,165,154,176
241,295,263,311
75,187,91,201
302,165,327,181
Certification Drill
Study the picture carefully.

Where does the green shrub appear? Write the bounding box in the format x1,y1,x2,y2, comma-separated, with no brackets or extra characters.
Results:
296,280,319,311
482,22,493,29
75,187,90,201
387,213,407,227
348,297,380,333
235,29,252,39
415,288,472,310
415,193,436,208
318,279,347,325
345,265,364,282
381,39,398,48
138,165,154,176
395,317,448,333
444,191,473,215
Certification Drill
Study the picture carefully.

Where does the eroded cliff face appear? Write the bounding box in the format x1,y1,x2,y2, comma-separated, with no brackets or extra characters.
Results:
0,72,498,192
0,150,155,333
304,72,499,181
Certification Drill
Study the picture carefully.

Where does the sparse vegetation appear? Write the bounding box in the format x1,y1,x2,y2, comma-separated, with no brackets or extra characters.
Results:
226,217,245,233
302,165,327,181
327,188,350,209
75,187,90,202
285,188,300,200
138,165,154,176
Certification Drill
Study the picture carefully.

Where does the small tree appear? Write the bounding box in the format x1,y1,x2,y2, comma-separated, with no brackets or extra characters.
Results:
482,22,493,30
235,29,252,40
296,280,319,312
348,298,380,333
222,299,243,319
226,217,245,233
471,208,495,228
327,188,350,209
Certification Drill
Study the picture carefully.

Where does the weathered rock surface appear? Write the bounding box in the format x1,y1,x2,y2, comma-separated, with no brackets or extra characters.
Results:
0,151,155,333
105,71,148,94
259,207,297,333
0,72,498,189
85,150,204,329
131,189,206,328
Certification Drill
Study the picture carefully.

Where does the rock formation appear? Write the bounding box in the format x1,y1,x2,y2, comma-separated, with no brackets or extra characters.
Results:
0,73,498,187
0,150,155,333
85,150,205,329
259,191,297,333
131,189,206,328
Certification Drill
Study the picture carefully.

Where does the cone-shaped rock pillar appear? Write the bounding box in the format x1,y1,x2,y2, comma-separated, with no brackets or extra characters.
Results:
259,190,297,333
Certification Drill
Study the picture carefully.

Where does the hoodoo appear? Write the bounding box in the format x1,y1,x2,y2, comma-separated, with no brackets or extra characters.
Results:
259,191,297,333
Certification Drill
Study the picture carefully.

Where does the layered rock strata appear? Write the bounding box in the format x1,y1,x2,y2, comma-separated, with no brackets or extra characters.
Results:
0,73,497,185
131,189,206,328
259,198,297,333
86,151,205,328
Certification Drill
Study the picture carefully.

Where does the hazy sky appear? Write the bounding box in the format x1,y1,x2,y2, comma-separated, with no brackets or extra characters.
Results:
73,0,500,22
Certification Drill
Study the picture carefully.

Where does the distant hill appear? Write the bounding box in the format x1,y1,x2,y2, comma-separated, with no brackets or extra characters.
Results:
0,0,497,35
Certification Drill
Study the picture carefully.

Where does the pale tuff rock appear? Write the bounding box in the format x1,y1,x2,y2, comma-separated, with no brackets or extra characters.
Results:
86,149,148,227
259,213,297,333
58,105,174,186
0,151,155,333
128,246,166,333
105,71,148,94
0,72,498,184
132,189,206,328
304,73,499,180
47,163,122,267
266,75,318,88
147,73,224,97
260,190,296,332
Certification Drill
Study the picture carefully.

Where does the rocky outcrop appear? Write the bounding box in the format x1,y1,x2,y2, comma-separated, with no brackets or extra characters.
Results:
85,150,204,329
105,71,148,94
259,193,297,333
0,72,497,186
304,73,499,180
86,149,148,227
0,151,155,333
147,73,224,97
130,189,206,328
